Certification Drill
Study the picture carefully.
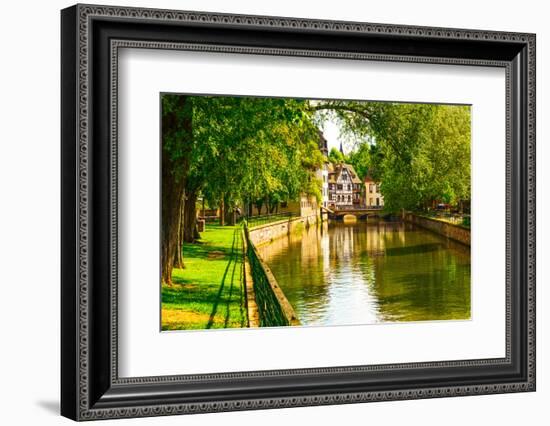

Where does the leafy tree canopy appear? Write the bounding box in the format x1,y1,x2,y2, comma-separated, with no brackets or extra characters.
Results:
163,95,324,211
313,100,470,212
328,147,345,164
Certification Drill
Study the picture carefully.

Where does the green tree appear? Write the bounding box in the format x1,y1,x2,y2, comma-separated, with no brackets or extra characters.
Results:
161,95,324,284
328,147,345,164
193,96,322,225
161,95,193,284
347,142,373,180
312,100,470,212
330,102,471,212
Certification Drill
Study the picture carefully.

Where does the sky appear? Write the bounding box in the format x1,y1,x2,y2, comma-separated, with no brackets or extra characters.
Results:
321,117,345,154
319,114,369,155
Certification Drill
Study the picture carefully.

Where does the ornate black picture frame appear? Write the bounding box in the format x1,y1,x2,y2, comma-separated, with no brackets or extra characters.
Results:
61,3,536,421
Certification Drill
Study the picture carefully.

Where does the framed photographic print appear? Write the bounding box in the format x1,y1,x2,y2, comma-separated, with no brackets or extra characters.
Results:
61,4,536,421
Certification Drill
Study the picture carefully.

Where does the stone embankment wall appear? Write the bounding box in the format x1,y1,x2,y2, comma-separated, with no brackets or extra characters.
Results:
248,214,318,246
405,213,470,246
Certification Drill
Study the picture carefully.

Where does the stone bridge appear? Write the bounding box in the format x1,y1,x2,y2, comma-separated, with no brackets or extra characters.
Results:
321,206,385,220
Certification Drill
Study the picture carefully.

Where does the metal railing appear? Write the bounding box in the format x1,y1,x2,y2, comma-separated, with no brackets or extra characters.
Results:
243,225,300,327
243,211,297,228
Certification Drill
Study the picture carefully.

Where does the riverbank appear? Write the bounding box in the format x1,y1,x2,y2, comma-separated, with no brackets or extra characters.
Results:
161,225,247,330
248,214,318,246
405,213,470,246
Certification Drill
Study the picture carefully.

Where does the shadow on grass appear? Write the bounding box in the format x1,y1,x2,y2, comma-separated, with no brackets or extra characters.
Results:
182,243,233,260
224,229,244,327
206,228,237,328
162,226,247,329
162,290,235,306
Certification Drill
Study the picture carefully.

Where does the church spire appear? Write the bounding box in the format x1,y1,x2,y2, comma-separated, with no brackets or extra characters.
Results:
339,141,344,155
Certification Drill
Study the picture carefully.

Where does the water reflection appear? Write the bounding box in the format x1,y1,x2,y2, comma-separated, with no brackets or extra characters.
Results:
257,221,471,326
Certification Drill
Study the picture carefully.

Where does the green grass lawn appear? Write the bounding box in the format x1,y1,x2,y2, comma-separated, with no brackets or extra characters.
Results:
161,225,247,330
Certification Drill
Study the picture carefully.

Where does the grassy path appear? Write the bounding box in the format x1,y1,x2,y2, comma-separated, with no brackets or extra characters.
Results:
161,225,247,330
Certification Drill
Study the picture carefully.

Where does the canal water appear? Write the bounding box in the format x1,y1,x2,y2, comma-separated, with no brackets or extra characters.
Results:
257,221,471,326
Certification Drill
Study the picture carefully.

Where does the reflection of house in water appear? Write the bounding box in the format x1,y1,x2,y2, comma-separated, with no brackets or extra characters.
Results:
257,219,470,326
363,221,405,254
364,222,386,255
327,221,407,261
329,224,355,261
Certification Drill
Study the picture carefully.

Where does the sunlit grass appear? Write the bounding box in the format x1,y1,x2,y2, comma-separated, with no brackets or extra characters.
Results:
161,225,247,330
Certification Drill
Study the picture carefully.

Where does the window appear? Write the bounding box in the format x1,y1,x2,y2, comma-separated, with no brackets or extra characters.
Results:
376,185,380,192
369,184,374,193
337,184,343,190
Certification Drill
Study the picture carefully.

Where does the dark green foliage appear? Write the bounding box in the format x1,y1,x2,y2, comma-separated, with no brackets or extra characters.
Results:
313,100,471,212
186,96,324,210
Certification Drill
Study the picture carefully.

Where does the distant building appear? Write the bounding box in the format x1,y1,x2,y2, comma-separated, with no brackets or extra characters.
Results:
363,175,384,208
317,132,330,208
245,195,318,218
328,163,363,208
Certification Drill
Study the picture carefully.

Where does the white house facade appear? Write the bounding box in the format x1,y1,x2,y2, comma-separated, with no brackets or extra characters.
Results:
364,176,384,208
328,163,362,208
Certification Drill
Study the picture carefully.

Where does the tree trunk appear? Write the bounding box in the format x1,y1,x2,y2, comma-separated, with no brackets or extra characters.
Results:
161,163,185,285
255,201,263,216
219,195,225,226
184,189,199,243
173,190,185,269
160,95,192,285
225,206,235,226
